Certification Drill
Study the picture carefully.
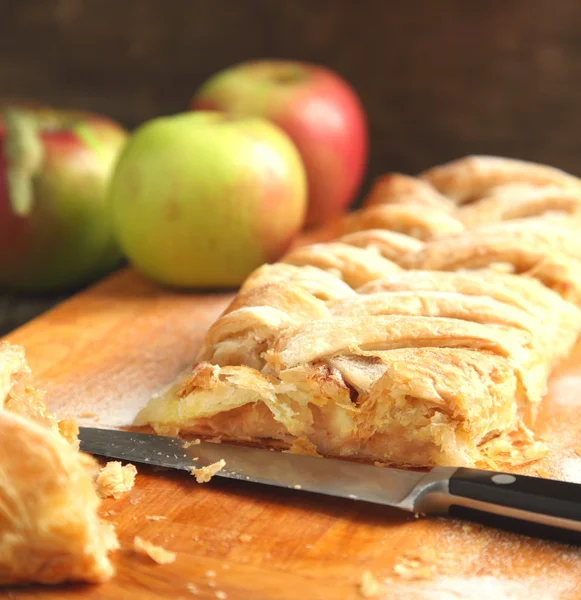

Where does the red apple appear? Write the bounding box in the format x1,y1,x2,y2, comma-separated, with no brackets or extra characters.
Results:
190,60,368,227
0,106,127,291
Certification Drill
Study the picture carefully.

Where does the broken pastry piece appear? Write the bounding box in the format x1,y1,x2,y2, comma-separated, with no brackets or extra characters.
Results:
137,156,581,470
190,459,226,483
0,342,118,585
96,461,138,499
133,537,176,565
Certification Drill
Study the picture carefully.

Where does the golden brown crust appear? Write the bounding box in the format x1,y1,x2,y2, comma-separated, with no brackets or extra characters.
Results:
400,222,581,304
0,342,118,585
281,242,402,288
241,263,356,301
458,183,581,227
137,155,581,469
363,172,456,212
342,204,464,241
421,155,581,203
337,229,424,263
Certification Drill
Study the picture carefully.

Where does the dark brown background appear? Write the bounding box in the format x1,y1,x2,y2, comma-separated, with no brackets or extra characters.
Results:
2,0,581,333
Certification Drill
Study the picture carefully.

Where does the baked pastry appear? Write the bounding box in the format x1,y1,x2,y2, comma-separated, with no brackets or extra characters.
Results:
0,342,118,585
136,156,581,469
342,203,464,240
457,183,581,228
363,172,456,212
421,155,581,203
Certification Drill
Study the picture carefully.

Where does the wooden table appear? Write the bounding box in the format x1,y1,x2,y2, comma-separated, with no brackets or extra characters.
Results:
3,268,581,600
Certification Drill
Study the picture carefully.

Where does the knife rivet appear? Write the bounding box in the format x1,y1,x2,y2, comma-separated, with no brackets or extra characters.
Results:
491,474,516,485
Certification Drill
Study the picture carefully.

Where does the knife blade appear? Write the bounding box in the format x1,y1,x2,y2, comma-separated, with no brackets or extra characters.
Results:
80,426,581,541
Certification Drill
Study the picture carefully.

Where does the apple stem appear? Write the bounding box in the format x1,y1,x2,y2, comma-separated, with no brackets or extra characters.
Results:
3,108,44,216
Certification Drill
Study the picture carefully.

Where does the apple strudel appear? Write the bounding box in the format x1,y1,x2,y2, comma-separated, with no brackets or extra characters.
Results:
136,156,581,469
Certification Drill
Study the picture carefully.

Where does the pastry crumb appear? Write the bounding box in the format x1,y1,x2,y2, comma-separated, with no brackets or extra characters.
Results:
293,484,302,489
215,591,228,599
239,533,252,543
96,461,137,499
133,536,176,564
393,561,436,581
183,439,201,448
206,570,216,577
358,570,382,598
57,415,80,446
79,411,97,418
392,547,456,581
575,448,581,457
186,582,199,594
101,509,117,517
190,459,226,483
145,515,167,521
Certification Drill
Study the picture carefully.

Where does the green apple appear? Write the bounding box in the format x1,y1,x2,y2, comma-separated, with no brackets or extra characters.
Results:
0,106,128,292
109,111,307,289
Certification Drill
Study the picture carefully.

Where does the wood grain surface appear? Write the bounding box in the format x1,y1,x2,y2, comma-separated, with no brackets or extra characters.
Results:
2,267,581,600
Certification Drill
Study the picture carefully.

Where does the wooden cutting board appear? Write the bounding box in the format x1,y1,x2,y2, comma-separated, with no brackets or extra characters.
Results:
3,268,581,600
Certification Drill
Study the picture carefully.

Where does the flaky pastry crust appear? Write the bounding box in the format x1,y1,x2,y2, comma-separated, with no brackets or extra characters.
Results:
0,342,118,585
137,155,581,469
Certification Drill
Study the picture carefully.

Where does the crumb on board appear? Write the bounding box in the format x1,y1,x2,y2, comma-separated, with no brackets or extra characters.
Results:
535,467,551,479
293,484,302,489
79,411,98,418
186,582,199,594
206,570,216,577
183,439,201,448
133,536,176,564
96,461,138,499
190,459,226,483
215,591,228,599
146,515,167,521
358,570,382,598
392,547,457,581
239,533,252,543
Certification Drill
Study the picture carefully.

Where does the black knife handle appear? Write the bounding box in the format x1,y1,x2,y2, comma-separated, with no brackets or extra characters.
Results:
446,468,581,542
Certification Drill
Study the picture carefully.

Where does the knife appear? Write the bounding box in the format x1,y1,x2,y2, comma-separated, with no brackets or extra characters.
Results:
80,426,581,541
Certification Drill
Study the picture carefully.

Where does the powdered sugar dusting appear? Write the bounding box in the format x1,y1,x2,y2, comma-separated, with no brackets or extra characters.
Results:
382,575,578,600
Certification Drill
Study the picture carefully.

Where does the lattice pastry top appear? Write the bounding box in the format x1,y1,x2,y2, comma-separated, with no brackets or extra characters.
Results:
137,156,581,468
